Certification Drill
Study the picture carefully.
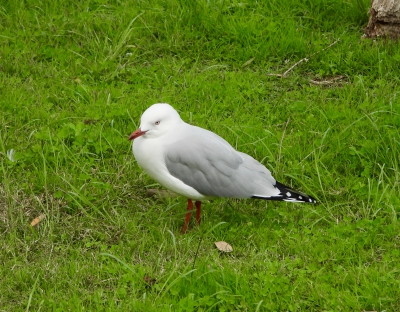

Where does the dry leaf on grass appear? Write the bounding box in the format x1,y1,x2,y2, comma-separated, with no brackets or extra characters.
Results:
30,214,46,226
83,119,98,125
143,275,156,287
215,241,233,252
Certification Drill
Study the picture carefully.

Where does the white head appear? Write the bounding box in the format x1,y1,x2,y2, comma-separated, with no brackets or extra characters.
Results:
129,103,183,140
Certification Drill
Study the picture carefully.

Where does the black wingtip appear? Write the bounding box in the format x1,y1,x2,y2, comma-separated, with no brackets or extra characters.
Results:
252,181,317,204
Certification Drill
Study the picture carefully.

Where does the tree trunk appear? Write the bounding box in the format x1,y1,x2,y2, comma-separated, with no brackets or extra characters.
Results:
364,0,400,39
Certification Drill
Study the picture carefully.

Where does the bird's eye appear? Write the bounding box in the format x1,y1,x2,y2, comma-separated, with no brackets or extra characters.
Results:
155,121,160,125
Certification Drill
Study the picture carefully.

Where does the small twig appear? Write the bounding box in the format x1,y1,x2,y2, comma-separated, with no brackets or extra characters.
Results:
269,38,340,78
281,58,309,77
309,38,340,57
277,118,290,169
309,75,346,86
192,236,203,270
309,79,331,85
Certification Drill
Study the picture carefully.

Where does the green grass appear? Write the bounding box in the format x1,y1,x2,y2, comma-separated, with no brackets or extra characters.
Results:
1,0,400,310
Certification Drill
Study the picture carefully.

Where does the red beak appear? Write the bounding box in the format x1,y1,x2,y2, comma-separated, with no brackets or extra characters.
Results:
128,128,147,140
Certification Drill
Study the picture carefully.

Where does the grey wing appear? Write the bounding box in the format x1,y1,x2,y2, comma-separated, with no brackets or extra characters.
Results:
163,129,280,198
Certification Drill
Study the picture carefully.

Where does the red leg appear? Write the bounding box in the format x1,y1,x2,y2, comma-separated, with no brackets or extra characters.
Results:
195,201,201,225
181,199,193,234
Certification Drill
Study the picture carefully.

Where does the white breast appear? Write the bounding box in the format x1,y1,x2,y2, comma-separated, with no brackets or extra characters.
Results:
132,137,208,200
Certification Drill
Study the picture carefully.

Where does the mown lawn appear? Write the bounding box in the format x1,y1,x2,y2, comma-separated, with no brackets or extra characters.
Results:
1,0,400,310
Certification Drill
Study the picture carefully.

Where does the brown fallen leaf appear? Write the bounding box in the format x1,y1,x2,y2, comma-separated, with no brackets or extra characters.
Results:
143,275,156,287
83,119,98,125
30,214,46,227
215,241,233,253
